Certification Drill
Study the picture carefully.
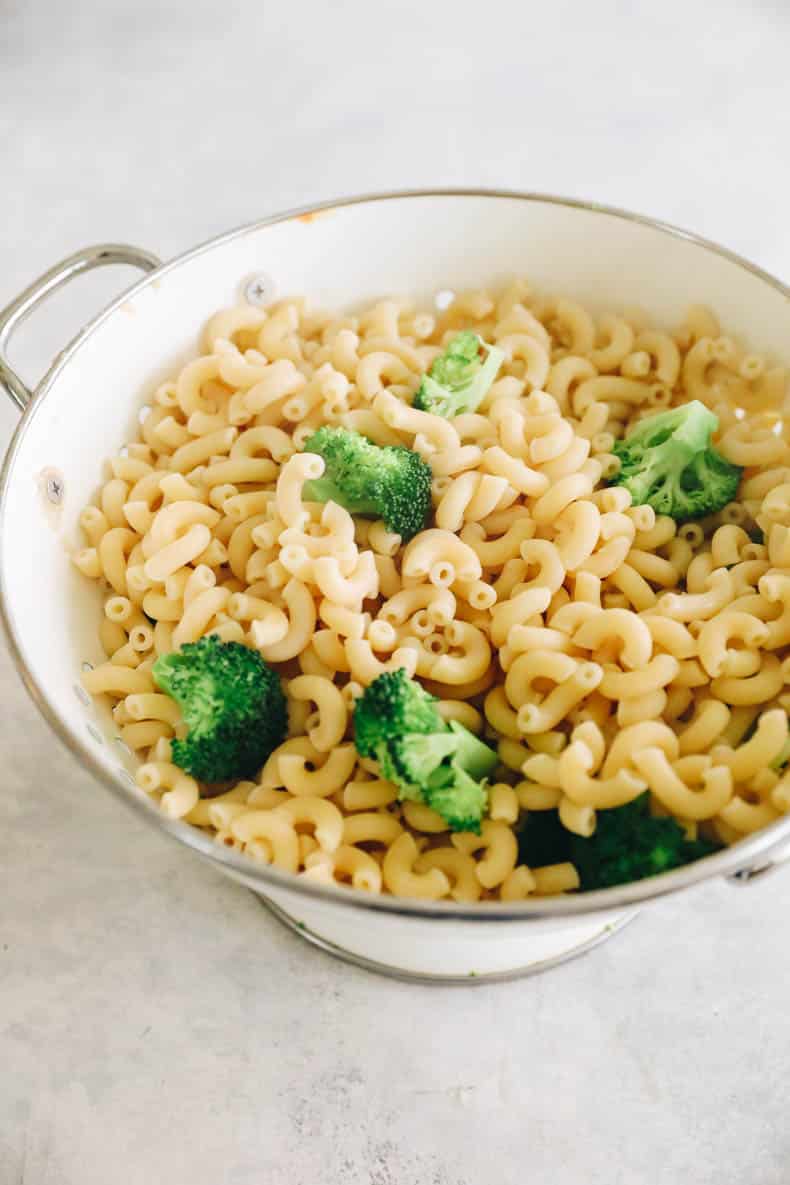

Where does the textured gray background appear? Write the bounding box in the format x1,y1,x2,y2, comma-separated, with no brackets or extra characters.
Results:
2,2,790,1182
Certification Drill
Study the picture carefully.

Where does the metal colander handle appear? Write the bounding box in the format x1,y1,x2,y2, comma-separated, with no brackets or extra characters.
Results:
0,243,161,412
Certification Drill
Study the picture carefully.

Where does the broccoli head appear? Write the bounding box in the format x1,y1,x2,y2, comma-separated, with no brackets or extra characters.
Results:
424,760,489,832
610,400,742,521
518,793,721,890
354,667,443,799
516,807,574,870
152,636,287,783
413,330,505,418
303,426,431,542
353,668,497,831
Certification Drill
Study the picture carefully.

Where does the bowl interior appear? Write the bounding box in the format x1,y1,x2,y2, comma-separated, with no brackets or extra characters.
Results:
3,191,790,911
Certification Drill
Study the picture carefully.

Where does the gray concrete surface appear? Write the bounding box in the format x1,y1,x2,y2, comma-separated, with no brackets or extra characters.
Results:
2,2,790,1182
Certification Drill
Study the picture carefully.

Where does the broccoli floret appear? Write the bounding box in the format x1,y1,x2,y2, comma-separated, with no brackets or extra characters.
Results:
424,760,489,832
610,400,742,521
353,669,497,831
413,330,505,418
354,669,447,799
570,796,721,889
152,636,287,783
383,731,458,792
518,794,721,890
303,426,431,542
352,667,440,755
517,808,574,869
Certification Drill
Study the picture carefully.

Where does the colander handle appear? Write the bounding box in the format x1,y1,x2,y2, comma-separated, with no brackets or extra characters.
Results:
0,243,161,412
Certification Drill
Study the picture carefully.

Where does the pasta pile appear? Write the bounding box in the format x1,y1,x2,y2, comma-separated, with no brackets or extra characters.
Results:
76,280,790,901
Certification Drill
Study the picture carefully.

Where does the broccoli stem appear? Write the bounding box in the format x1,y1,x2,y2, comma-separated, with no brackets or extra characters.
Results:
397,732,460,779
447,721,499,780
304,475,379,518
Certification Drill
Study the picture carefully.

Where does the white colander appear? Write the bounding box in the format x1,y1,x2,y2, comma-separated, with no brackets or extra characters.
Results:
2,191,790,983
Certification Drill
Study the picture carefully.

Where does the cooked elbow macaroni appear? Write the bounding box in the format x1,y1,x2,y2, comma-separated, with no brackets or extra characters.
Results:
77,279,790,900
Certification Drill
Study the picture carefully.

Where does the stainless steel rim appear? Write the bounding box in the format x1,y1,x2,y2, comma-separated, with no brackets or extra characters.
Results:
3,187,790,923
255,892,639,984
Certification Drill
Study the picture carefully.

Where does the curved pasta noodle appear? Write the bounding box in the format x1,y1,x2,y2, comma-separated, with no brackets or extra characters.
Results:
230,811,300,871
274,796,344,853
278,744,357,798
383,834,450,899
451,820,518,889
415,848,482,903
572,608,653,669
402,529,482,585
632,749,733,821
136,761,200,818
590,314,635,373
287,675,348,751
331,845,383,893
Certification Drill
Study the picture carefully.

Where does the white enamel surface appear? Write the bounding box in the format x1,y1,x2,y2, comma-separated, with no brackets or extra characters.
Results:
3,194,790,977
260,884,633,977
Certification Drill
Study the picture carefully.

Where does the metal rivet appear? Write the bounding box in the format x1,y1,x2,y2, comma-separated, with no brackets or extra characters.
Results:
245,273,275,307
45,473,64,504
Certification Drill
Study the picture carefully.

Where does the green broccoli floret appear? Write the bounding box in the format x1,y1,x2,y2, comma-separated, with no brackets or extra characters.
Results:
302,426,431,542
610,400,742,521
152,636,287,783
518,794,721,890
569,797,721,889
354,668,445,800
353,669,498,831
516,808,574,869
413,330,505,418
424,760,489,832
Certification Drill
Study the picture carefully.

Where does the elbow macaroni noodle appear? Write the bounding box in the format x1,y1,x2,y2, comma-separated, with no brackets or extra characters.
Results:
76,280,790,900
